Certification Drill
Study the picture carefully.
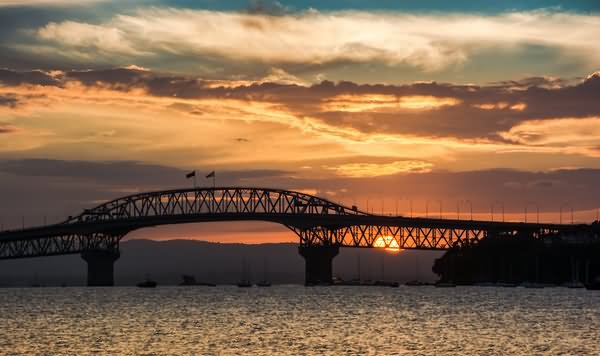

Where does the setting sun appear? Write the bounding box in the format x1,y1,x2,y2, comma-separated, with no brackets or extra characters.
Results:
373,235,402,251
1,1,599,354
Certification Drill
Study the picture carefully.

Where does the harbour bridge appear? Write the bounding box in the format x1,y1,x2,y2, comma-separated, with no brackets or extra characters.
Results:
0,187,596,285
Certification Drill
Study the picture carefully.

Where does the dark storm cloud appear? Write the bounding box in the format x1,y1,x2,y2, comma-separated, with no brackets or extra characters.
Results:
1,67,600,140
0,126,17,134
0,159,183,185
246,0,291,15
1,159,599,227
64,67,152,88
0,159,292,186
0,69,59,86
0,158,296,226
0,94,18,108
274,168,600,214
489,76,575,90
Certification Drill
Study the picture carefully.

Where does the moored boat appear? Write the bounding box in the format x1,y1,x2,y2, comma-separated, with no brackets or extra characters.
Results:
137,279,157,288
179,274,216,287
237,258,252,287
256,258,271,287
405,280,433,286
374,280,399,287
435,280,456,288
564,281,585,289
521,281,544,289
237,280,252,288
585,277,600,290
585,282,600,290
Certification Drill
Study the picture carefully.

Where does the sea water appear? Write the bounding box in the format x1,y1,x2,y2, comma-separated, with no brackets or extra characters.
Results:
0,286,598,354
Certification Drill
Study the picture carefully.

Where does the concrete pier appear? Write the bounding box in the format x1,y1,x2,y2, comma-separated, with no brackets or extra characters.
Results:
81,249,120,286
299,246,339,285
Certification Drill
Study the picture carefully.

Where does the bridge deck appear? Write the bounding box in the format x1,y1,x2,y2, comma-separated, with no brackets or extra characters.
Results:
0,187,597,259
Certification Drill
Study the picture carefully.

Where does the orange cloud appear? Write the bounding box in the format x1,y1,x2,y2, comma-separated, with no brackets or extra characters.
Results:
326,160,433,177
322,94,460,112
2,71,600,176
499,117,600,156
474,102,526,111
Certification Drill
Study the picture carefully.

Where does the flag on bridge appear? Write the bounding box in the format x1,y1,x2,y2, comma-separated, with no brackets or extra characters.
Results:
185,170,196,179
206,171,216,187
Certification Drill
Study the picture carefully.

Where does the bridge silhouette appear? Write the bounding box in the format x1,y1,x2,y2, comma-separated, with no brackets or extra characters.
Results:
0,187,596,285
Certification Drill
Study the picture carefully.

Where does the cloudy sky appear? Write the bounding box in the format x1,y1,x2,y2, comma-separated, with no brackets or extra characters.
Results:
0,0,599,242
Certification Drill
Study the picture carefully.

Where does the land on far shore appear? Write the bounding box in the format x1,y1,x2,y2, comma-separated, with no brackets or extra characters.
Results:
0,239,442,286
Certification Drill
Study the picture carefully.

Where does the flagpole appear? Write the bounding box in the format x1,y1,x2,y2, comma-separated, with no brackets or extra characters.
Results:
186,170,197,188
205,171,216,189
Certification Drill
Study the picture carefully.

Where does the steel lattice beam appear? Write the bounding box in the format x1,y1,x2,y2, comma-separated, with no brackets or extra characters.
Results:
0,187,597,259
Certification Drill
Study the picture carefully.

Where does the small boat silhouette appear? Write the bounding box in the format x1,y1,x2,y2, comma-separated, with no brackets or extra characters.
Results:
585,283,600,290
137,275,157,288
237,280,252,288
256,258,271,287
585,277,600,290
237,258,253,287
435,280,456,288
179,274,216,287
405,280,429,286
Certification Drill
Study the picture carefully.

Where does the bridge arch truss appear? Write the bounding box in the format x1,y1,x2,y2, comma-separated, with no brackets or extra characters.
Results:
0,187,594,259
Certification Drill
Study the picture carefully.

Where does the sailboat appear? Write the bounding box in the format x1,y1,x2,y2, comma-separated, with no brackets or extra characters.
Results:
585,276,600,290
256,258,271,287
405,253,430,286
374,253,399,287
179,274,216,287
565,258,584,288
237,258,252,287
137,274,157,288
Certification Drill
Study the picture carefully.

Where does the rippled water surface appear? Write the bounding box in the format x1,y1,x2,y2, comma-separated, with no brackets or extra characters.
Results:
1,286,599,354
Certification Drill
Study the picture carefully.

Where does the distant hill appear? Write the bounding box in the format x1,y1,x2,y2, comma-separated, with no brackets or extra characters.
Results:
0,239,442,286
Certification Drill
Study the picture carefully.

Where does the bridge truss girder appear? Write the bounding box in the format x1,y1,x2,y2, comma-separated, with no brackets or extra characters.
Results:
72,187,361,224
0,233,122,259
0,187,594,260
289,225,565,250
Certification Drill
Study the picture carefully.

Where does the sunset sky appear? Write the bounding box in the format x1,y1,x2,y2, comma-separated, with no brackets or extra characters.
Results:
1,0,599,242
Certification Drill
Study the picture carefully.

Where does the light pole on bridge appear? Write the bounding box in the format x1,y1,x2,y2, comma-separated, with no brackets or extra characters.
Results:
406,198,414,218
524,202,540,224
396,198,413,217
457,200,473,220
426,199,443,219
491,200,504,222
560,202,574,224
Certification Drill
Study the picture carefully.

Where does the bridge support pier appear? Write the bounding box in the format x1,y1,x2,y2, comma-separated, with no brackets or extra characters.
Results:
298,246,339,285
81,250,120,286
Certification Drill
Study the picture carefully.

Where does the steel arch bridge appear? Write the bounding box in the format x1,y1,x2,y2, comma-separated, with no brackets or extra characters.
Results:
0,187,596,285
